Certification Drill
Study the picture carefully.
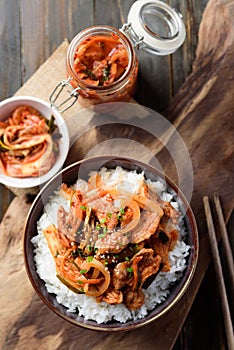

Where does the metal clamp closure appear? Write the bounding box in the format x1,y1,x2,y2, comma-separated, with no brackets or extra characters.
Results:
49,77,79,113
121,23,145,50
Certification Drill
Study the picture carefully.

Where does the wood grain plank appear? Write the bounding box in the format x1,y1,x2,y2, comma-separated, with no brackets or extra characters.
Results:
161,3,234,347
116,0,136,25
94,0,123,27
179,264,226,350
0,0,21,220
135,52,171,112
20,0,94,82
0,0,21,99
170,0,208,96
0,185,14,221
20,0,49,82
45,0,94,45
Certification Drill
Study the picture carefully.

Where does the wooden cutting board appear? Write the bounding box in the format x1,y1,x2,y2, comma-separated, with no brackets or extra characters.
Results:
0,0,233,349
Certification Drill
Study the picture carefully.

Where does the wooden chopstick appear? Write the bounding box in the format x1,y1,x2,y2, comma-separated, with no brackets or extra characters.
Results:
203,196,234,350
213,193,234,295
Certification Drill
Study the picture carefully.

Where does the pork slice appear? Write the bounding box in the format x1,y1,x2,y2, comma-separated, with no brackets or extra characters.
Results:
150,225,178,272
151,235,171,272
96,287,123,305
131,209,163,244
57,206,81,240
95,231,130,254
158,215,179,250
123,288,145,310
161,201,181,224
88,193,117,214
112,261,130,290
131,248,162,289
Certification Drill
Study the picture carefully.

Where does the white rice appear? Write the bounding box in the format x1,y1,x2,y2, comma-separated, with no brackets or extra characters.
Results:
32,166,190,324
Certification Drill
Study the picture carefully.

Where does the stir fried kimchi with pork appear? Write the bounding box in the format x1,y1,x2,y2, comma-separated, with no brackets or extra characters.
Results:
0,105,61,177
43,168,181,310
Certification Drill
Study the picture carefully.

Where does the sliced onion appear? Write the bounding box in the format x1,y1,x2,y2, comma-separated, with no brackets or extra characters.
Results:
119,199,140,235
87,173,102,190
133,195,163,214
82,258,110,297
84,188,107,203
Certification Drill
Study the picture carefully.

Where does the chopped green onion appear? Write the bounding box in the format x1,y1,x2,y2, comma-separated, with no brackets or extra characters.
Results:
99,65,111,85
118,214,123,221
80,205,87,211
80,269,87,274
46,115,57,133
84,69,96,79
98,233,105,238
86,256,93,262
126,267,133,273
72,248,84,258
134,244,139,252
103,65,110,79
120,208,125,215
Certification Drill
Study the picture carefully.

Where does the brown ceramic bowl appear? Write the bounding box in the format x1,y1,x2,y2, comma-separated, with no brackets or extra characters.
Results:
23,156,198,331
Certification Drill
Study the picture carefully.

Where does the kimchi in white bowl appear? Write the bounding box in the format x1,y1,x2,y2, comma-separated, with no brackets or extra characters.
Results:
0,96,69,188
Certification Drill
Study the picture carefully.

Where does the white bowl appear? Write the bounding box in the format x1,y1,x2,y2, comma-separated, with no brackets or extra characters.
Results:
0,96,70,188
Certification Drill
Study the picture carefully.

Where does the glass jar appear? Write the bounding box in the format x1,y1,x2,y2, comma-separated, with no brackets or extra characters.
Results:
50,0,186,111
66,25,138,107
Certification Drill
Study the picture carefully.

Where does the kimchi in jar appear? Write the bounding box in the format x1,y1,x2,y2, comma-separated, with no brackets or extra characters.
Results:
66,26,138,107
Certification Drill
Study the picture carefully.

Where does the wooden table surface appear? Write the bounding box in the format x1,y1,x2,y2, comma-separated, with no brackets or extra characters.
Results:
0,1,233,350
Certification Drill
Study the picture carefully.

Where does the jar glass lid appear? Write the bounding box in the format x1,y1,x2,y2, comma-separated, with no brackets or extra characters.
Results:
125,0,186,55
